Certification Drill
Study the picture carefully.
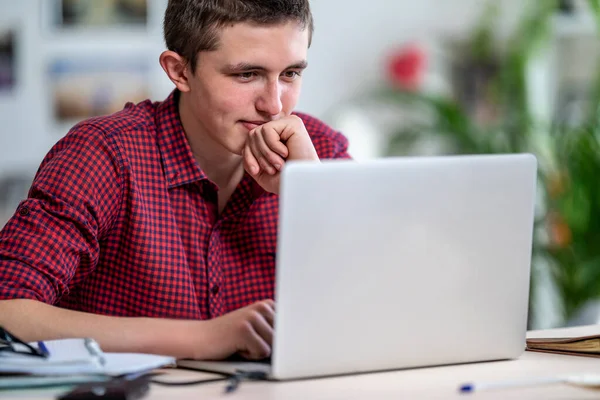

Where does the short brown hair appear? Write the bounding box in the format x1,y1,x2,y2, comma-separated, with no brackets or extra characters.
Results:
164,0,313,73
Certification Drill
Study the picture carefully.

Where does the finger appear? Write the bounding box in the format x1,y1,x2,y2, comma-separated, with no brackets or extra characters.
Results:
249,130,277,175
268,115,304,142
263,299,275,312
250,312,274,346
262,125,289,159
244,331,271,360
254,130,285,171
249,128,277,174
241,319,271,360
243,144,260,176
254,300,275,327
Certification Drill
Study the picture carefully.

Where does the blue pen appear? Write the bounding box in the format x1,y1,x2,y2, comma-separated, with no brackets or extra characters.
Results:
37,341,50,358
459,376,566,393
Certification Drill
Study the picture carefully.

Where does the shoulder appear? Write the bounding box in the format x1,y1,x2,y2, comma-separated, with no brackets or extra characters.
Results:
46,99,161,163
69,99,158,142
292,111,350,159
40,100,159,175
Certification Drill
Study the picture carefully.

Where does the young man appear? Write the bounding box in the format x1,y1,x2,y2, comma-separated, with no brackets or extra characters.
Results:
0,0,349,360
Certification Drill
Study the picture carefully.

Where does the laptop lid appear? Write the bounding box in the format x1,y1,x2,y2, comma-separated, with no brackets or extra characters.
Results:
270,153,536,380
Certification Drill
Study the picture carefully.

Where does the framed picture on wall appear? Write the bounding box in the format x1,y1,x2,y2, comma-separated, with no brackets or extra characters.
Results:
44,0,148,31
48,55,150,124
0,28,16,92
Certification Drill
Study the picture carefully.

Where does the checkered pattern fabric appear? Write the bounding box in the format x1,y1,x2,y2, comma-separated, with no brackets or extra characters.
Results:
0,90,350,320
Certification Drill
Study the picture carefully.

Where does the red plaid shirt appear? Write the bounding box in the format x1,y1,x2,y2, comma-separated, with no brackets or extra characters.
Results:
0,90,350,320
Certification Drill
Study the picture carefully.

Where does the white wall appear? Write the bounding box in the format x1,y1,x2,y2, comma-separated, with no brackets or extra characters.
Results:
0,0,172,174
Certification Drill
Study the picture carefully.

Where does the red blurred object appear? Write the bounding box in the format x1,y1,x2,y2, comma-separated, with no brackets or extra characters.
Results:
548,211,572,249
386,43,427,91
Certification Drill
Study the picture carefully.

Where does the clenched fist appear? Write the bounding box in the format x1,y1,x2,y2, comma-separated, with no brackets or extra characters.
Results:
243,115,319,194
198,300,275,360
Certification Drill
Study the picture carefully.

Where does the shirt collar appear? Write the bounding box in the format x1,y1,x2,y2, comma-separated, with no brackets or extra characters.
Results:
155,90,208,188
155,90,267,203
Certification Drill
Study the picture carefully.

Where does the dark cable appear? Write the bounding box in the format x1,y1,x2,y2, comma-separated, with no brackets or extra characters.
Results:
150,376,228,386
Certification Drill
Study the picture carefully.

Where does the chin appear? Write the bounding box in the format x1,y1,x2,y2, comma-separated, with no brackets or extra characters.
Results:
221,138,244,156
228,125,249,156
231,146,244,156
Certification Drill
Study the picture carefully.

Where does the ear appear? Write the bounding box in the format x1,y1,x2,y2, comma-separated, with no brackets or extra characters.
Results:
159,50,192,92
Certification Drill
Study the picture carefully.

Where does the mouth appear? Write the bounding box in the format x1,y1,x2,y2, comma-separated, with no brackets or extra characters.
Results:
240,120,267,131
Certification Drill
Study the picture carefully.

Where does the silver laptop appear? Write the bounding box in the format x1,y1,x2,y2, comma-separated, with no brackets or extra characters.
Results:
177,153,537,380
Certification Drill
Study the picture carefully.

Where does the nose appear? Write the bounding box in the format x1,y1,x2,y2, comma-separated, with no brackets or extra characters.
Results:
256,80,283,116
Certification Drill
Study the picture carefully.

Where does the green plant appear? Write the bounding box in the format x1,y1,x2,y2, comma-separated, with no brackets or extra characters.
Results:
368,0,600,326
544,112,600,320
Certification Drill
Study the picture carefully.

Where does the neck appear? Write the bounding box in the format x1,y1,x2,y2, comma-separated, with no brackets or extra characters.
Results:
178,92,243,189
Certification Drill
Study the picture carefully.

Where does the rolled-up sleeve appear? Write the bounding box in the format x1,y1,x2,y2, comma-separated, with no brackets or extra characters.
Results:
0,123,123,304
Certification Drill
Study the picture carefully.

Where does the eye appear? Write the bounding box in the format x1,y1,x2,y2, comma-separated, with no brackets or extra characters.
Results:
281,71,301,80
236,72,256,81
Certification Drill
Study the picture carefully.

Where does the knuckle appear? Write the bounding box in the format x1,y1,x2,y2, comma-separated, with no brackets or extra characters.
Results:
243,310,260,326
238,319,254,336
292,116,304,127
255,301,271,314
252,303,267,315
267,127,280,139
260,160,272,170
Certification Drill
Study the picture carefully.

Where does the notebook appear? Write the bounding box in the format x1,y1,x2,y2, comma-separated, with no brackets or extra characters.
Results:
0,338,175,376
527,324,600,358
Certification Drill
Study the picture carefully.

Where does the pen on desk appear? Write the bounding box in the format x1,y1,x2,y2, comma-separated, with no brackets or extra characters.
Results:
84,338,107,367
37,341,50,357
459,376,565,393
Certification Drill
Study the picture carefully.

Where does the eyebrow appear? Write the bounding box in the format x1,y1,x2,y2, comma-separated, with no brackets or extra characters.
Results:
223,60,308,73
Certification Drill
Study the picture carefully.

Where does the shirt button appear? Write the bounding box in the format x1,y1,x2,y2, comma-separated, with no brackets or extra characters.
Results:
18,207,29,216
211,285,220,295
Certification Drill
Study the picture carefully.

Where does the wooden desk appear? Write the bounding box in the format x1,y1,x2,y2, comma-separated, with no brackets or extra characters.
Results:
6,326,600,399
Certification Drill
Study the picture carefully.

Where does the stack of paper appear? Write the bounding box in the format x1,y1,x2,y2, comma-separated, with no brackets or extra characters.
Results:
0,338,175,390
0,338,175,376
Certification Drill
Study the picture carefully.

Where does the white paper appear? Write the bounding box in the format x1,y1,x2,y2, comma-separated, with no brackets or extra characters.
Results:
0,338,175,376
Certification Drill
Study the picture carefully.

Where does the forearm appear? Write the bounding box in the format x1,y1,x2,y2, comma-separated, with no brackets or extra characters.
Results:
0,299,205,358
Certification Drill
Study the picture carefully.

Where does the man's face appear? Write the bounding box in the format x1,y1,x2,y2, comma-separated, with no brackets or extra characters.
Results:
185,21,309,155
